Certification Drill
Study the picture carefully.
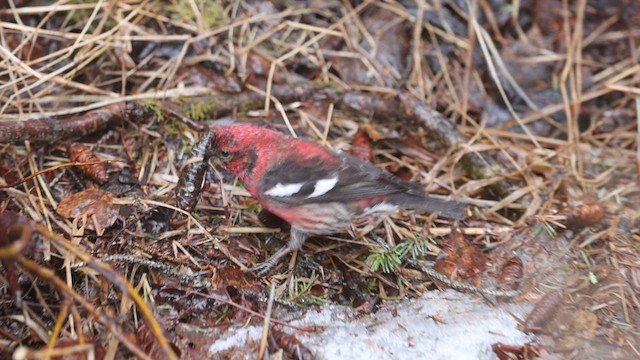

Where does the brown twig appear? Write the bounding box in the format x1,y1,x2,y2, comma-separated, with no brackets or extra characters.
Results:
0,102,147,143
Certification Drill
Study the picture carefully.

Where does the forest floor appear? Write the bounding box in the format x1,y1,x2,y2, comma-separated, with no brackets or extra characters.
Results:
0,1,638,359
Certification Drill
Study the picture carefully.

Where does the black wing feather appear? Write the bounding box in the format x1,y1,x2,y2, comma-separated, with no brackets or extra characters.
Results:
258,152,424,205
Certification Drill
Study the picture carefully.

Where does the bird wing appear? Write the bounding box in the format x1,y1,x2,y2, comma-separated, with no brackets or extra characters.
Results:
257,152,423,206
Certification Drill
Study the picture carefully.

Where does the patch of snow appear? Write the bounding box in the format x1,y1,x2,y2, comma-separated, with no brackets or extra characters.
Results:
208,290,534,359
208,326,262,354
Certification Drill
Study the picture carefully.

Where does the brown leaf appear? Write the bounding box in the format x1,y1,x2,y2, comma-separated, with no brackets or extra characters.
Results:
0,159,21,186
455,243,487,279
212,266,262,293
433,228,486,288
390,166,413,182
497,256,524,292
433,256,457,282
0,211,34,255
56,189,120,235
349,127,374,162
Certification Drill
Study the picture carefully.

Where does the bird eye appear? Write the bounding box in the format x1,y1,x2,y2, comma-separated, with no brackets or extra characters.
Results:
220,150,232,160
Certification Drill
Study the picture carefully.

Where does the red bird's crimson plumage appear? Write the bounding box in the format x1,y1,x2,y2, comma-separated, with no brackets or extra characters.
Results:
213,124,466,275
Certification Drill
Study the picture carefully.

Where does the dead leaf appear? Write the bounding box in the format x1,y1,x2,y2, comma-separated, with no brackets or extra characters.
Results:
497,256,524,292
56,189,120,235
433,228,487,287
350,127,374,162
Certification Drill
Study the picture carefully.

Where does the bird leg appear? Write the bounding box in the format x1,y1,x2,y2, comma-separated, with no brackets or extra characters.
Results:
249,227,308,277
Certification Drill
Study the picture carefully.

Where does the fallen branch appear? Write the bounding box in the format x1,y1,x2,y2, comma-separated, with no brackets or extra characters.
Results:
0,102,147,143
342,90,515,197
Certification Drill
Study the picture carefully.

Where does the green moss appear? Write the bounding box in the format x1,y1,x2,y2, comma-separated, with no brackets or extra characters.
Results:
167,0,194,22
140,100,196,147
235,100,256,115
167,0,228,29
61,1,120,33
201,1,227,28
138,100,163,131
183,101,214,121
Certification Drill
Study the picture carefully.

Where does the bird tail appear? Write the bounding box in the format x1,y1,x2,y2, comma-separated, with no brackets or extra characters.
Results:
389,193,467,219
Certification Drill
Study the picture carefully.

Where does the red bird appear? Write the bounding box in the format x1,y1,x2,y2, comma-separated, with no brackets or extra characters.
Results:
212,124,466,275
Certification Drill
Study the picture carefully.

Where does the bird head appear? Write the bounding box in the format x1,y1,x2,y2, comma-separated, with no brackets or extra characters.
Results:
211,125,275,183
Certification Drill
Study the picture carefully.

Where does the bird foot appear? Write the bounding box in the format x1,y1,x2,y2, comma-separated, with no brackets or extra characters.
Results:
248,260,279,278
246,246,293,278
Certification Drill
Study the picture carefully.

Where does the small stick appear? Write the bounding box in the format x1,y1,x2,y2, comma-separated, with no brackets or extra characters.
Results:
406,258,520,298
